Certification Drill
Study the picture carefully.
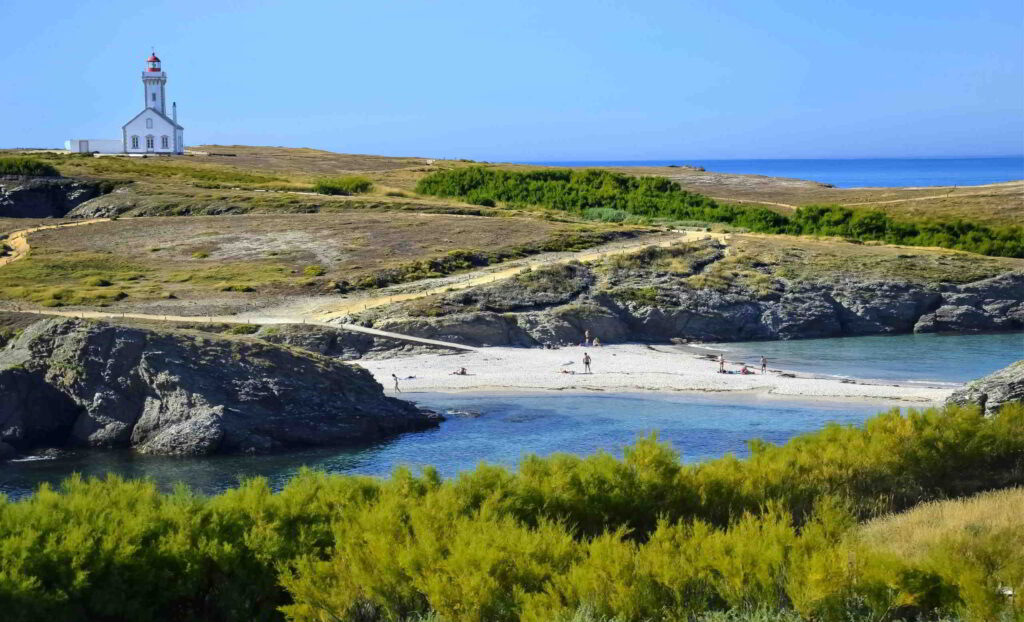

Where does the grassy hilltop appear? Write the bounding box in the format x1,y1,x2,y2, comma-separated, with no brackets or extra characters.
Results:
0,146,1020,313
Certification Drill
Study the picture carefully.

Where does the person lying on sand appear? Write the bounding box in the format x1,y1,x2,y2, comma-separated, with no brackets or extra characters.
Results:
740,365,753,375
450,367,468,376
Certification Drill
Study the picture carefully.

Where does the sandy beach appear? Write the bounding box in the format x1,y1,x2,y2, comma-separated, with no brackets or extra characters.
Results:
357,343,954,404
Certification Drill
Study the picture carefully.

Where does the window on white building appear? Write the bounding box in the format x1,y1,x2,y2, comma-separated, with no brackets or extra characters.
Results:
146,136,154,149
146,118,153,129
131,135,139,149
161,136,169,149
151,93,156,101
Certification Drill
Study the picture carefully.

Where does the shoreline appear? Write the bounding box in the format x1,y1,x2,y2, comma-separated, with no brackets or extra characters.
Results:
357,343,955,405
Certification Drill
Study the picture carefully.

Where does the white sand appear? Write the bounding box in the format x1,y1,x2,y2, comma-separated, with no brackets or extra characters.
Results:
357,344,953,404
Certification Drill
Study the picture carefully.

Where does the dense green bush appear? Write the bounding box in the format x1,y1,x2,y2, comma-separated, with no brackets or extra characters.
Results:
313,175,374,195
0,156,60,177
415,168,1024,257
0,403,1021,621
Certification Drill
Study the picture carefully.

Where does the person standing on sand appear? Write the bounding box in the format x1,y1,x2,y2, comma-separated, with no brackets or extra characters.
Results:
761,356,767,374
584,329,591,346
391,373,401,393
718,354,725,374
583,352,592,374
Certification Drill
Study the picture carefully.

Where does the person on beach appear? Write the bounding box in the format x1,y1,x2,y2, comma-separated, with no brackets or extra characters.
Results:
391,373,401,392
761,356,767,373
583,352,592,374
450,367,468,376
584,329,591,346
718,354,725,374
593,337,601,347
740,365,753,375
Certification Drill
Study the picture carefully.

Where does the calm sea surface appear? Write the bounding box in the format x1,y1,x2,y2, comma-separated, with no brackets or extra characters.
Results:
3,332,1020,501
522,156,1024,188
1,393,878,501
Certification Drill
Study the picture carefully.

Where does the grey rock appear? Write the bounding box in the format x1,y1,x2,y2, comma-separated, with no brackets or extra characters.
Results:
0,318,439,456
363,249,1022,347
914,273,1024,334
255,323,450,360
0,177,108,218
947,360,1024,415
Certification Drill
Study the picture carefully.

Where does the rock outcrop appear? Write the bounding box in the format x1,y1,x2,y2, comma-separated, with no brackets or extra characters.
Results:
359,253,1024,347
0,318,439,458
0,177,111,218
947,360,1024,415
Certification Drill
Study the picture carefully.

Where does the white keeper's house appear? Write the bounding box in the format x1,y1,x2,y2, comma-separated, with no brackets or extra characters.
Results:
65,52,185,155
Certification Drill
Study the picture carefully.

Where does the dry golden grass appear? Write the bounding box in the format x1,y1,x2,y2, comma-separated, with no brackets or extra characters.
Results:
691,233,1023,290
0,212,615,308
8,146,1017,225
858,487,1024,559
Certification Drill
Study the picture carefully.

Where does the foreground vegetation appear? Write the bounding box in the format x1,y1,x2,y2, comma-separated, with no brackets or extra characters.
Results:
1,403,1021,622
416,168,1024,257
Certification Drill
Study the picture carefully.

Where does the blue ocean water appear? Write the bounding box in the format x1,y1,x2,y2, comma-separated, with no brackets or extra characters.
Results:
522,156,1024,189
1,393,877,500
711,332,1023,385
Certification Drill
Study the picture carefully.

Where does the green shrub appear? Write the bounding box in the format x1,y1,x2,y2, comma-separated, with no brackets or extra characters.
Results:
312,176,373,195
191,251,209,259
416,167,1024,258
226,324,260,335
0,403,1020,621
0,156,60,177
81,276,111,287
302,265,326,277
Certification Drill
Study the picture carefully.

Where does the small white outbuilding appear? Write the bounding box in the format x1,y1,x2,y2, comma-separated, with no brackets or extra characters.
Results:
64,139,124,154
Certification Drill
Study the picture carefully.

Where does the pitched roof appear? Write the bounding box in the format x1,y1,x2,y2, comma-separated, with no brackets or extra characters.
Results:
121,107,183,131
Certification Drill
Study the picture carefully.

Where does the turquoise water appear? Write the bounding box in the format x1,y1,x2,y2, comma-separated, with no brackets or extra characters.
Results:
710,332,1023,385
4,332,1019,501
523,156,1024,188
0,393,877,501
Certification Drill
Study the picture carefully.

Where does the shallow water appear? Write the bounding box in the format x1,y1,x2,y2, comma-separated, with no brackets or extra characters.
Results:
1,392,878,501
709,332,1023,385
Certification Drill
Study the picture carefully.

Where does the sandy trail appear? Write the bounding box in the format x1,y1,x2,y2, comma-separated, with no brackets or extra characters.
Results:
2,220,722,350
0,219,110,267
359,344,952,404
307,229,729,322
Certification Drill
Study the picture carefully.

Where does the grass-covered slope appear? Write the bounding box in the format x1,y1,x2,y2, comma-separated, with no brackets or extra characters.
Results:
416,167,1024,257
1,403,1021,622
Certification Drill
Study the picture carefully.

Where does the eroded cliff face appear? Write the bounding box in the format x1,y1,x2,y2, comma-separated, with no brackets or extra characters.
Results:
0,318,438,458
0,177,111,218
350,249,1024,348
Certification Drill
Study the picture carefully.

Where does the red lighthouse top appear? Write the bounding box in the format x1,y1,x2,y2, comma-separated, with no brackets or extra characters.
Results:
146,53,161,72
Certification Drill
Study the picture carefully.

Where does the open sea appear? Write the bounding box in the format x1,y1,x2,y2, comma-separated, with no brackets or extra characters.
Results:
3,332,1020,501
522,156,1024,189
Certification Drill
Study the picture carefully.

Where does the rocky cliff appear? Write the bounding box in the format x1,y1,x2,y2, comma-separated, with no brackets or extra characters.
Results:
351,241,1024,347
0,318,438,459
0,177,112,218
947,360,1024,415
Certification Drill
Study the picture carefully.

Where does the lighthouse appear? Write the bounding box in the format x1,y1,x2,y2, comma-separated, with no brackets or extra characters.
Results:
121,52,185,154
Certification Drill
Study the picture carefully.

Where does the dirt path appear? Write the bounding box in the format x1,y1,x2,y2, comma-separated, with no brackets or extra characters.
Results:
309,229,729,322
841,185,1022,207
1,219,724,349
0,219,110,267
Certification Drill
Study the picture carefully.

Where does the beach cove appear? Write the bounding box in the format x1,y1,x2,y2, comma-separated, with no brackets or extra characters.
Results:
358,342,954,404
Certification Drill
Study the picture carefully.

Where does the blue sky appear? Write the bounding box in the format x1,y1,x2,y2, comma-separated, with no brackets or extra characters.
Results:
2,0,1022,160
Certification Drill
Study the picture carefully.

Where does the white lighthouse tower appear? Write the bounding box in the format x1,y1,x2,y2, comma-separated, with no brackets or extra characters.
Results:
122,52,184,154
